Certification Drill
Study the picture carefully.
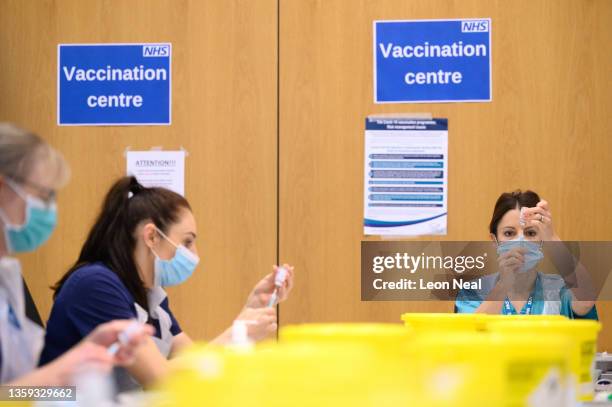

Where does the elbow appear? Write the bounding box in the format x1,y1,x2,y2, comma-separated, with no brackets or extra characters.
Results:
572,300,596,316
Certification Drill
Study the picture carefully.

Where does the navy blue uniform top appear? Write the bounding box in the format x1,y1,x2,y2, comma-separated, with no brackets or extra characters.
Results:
38,262,181,366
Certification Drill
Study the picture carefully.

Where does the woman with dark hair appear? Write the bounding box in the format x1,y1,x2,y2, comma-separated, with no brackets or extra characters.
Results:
39,176,294,392
455,190,597,318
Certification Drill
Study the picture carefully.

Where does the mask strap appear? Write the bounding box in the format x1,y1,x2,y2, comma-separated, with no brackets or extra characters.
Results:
4,178,27,202
4,177,55,210
0,179,25,228
152,226,199,263
150,247,161,259
0,205,9,226
154,226,179,249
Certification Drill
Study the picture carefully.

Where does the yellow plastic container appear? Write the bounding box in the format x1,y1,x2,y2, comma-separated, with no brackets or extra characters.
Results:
271,341,417,405
156,340,418,406
155,343,265,406
280,322,412,351
407,331,571,407
487,319,601,402
401,312,568,333
156,318,581,406
480,313,568,323
279,323,415,404
401,312,487,332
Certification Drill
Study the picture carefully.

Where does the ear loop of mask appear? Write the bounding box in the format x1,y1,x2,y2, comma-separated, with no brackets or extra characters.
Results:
4,178,53,208
154,226,178,248
0,178,53,225
150,226,179,259
0,179,24,223
7,179,38,205
5,179,25,200
150,226,175,287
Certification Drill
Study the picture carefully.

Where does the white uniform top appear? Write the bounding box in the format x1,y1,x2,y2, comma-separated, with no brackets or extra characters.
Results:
113,286,175,393
0,257,45,383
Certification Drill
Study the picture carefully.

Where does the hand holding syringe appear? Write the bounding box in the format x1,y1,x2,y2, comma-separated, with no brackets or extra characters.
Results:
242,264,294,309
107,321,147,357
268,266,288,307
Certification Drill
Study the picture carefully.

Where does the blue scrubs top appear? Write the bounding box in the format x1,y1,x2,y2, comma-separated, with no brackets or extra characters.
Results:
455,272,598,319
38,262,182,366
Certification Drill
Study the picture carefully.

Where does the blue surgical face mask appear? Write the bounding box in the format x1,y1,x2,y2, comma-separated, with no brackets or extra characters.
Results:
152,228,200,287
496,236,544,273
0,179,57,253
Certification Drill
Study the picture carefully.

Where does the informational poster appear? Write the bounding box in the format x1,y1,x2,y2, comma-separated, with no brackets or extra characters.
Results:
374,19,491,103
364,117,448,236
58,43,171,125
126,150,185,196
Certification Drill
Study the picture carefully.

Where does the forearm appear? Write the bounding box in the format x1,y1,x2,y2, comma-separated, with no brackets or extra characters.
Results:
127,338,172,388
8,364,62,387
474,300,504,314
474,281,510,314
567,265,597,310
566,264,596,315
571,299,596,316
169,333,194,359
209,326,232,346
545,241,596,306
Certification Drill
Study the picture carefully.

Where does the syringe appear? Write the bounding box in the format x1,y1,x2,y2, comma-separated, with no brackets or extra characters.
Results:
107,321,143,356
267,266,288,307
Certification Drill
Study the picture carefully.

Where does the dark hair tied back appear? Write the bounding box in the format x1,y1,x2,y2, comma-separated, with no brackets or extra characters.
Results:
52,176,191,309
129,177,144,194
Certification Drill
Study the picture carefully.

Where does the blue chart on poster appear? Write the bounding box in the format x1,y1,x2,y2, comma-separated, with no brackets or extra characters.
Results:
58,43,171,125
374,19,491,103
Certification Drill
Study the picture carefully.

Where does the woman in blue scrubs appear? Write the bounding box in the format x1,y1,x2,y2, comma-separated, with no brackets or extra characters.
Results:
40,176,294,392
456,190,597,318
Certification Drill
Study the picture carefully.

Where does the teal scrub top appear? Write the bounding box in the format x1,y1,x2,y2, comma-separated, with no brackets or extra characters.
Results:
455,272,598,320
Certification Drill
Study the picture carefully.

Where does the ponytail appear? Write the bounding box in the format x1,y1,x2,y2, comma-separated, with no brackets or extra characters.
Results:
53,176,191,310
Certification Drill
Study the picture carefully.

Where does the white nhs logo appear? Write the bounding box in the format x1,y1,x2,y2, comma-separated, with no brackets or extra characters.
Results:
461,20,489,32
143,45,170,57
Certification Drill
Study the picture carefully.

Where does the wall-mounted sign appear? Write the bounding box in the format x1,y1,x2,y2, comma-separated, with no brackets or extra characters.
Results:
374,19,491,103
58,43,171,125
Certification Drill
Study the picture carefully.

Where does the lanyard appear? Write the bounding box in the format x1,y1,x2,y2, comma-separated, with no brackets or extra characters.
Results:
503,295,534,315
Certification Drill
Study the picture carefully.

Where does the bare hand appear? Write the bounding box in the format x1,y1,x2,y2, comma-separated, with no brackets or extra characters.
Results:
497,248,525,290
235,307,277,341
522,200,558,241
47,341,114,385
86,320,154,366
244,264,295,308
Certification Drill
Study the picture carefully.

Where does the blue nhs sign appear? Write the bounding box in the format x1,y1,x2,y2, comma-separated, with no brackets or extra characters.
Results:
58,43,172,126
374,19,491,103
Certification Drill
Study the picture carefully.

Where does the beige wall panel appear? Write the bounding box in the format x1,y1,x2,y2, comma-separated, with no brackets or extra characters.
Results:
279,0,612,348
0,0,278,341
